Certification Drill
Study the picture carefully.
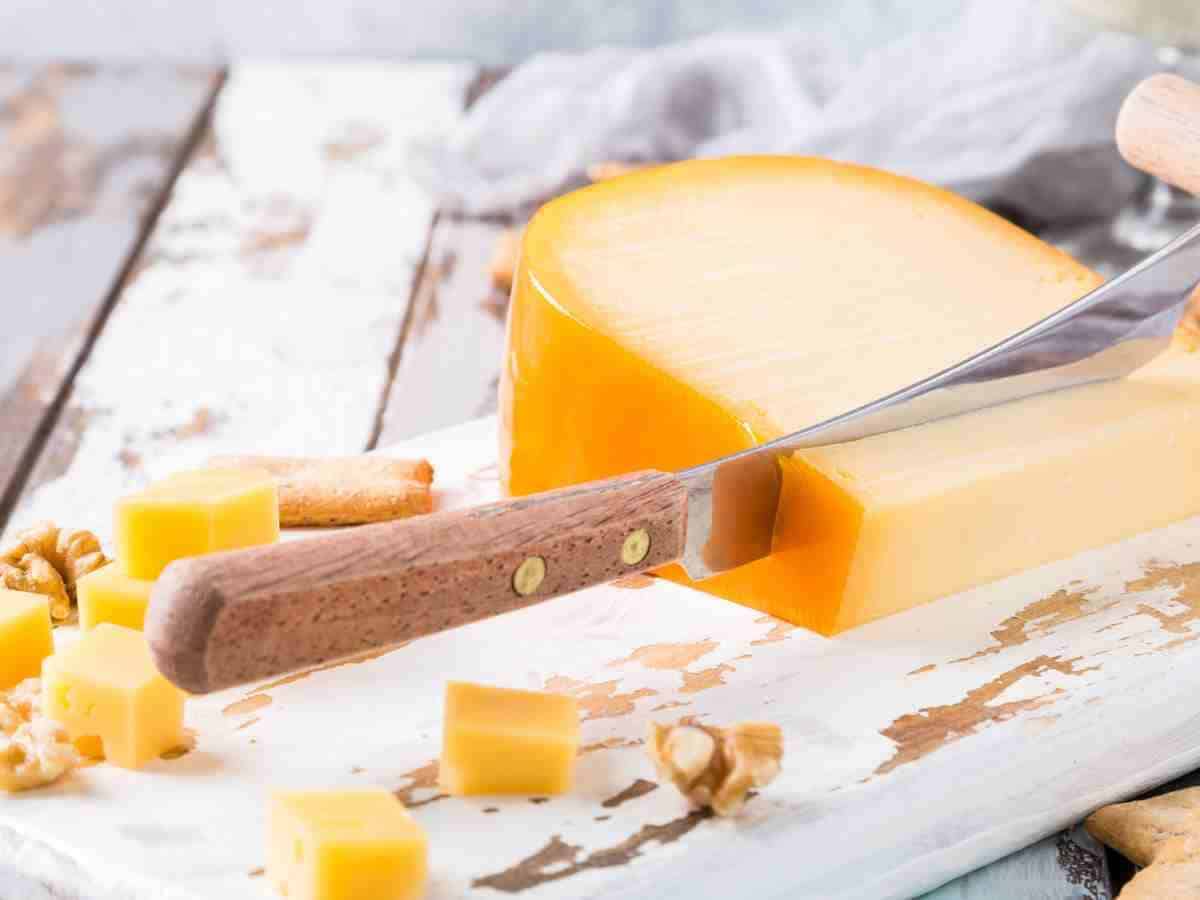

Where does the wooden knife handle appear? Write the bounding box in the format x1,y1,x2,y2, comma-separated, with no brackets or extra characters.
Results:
1118,74,1200,195
145,470,688,694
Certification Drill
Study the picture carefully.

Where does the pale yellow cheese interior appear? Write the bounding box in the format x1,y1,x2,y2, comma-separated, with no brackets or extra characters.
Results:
803,346,1200,626
542,157,1100,437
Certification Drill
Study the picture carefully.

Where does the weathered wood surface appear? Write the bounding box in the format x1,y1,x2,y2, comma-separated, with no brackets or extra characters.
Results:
0,64,221,526
4,59,1190,900
9,416,1200,898
0,62,476,546
374,218,513,444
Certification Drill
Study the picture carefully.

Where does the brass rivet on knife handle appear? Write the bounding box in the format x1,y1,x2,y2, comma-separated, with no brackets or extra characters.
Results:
513,556,546,595
622,528,651,565
145,469,689,694
1117,73,1200,196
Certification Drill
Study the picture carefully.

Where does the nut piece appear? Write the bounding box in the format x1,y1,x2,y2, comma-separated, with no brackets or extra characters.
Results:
1,521,58,565
1,521,110,620
1,555,70,621
648,720,783,816
490,227,522,293
0,678,78,793
55,528,109,591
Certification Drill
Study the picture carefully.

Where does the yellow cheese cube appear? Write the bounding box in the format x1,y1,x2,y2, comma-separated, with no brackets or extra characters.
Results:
268,790,428,900
115,469,279,579
77,563,154,631
42,624,186,768
0,589,54,690
440,681,580,796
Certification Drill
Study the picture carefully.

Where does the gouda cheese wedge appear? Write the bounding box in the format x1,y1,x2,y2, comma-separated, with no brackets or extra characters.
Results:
502,156,1200,632
0,589,53,690
77,563,153,631
440,681,579,796
115,469,279,580
42,624,186,768
268,790,427,900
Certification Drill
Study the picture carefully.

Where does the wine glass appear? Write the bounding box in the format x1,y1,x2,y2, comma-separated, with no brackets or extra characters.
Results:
1066,0,1200,250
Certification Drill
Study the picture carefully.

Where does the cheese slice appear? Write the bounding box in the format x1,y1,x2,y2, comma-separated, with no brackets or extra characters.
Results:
501,155,1200,633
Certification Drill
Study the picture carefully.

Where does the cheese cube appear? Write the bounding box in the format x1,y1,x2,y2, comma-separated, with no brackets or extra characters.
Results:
502,156,1200,633
440,681,579,796
116,469,279,579
0,590,53,690
42,624,186,768
77,563,154,631
268,790,428,900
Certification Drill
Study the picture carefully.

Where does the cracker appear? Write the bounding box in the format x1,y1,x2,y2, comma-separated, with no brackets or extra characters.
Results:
1117,834,1200,900
1086,787,1200,867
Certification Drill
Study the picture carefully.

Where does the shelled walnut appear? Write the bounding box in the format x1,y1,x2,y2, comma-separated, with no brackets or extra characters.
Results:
1,554,70,620
0,522,109,620
648,720,783,816
0,679,78,793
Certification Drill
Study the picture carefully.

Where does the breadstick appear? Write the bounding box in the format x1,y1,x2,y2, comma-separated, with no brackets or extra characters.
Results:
210,456,432,485
209,456,434,527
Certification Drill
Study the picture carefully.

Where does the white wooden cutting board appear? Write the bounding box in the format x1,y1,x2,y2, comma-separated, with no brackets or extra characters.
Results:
4,415,1200,900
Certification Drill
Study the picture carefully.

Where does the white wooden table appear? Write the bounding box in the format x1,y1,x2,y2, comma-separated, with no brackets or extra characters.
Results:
3,60,1197,900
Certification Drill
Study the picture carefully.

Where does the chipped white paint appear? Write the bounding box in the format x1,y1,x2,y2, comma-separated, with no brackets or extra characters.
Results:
2,61,475,543
4,416,1200,898
0,65,218,395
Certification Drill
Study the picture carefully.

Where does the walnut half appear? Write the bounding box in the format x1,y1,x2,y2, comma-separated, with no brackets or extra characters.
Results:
0,679,78,793
648,720,783,816
0,521,109,621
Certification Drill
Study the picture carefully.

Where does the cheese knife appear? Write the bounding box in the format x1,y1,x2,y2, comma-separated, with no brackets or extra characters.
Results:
147,74,1200,694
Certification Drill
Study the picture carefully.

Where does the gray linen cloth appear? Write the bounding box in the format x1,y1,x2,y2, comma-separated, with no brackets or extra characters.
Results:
425,0,1160,231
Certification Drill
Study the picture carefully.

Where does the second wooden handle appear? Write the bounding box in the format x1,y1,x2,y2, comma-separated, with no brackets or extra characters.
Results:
1118,73,1200,196
145,470,688,693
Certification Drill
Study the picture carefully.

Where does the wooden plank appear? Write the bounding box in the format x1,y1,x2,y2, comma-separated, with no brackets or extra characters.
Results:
9,415,1200,899
0,64,221,526
1,62,476,544
373,217,513,444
